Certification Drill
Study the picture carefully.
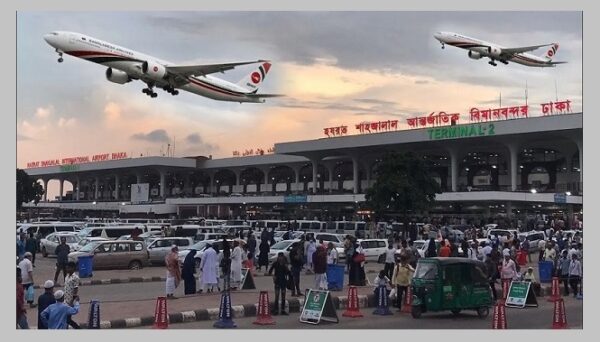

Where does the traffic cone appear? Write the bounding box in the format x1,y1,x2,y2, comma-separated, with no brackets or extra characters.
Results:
372,285,393,315
547,277,560,302
253,291,275,325
491,302,507,329
342,286,363,318
213,291,237,328
551,297,568,329
401,286,413,313
87,299,100,329
153,296,168,329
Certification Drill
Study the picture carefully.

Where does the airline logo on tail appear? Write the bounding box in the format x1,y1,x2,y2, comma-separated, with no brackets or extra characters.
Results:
241,62,271,90
545,43,559,61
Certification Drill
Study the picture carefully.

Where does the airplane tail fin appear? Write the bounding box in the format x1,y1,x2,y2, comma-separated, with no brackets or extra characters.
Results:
237,61,272,92
543,43,560,61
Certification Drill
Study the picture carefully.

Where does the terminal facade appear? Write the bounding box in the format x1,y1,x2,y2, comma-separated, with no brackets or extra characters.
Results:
23,113,583,224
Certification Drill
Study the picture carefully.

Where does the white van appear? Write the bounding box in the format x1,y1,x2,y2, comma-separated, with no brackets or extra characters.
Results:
77,225,158,239
17,223,79,238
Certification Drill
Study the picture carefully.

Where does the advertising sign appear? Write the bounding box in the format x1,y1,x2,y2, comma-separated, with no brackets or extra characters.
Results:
131,183,150,204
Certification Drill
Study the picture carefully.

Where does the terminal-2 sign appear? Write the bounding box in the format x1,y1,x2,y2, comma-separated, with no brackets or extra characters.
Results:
428,123,496,140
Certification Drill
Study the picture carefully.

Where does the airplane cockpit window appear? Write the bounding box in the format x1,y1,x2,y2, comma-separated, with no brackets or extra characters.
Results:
51,32,59,36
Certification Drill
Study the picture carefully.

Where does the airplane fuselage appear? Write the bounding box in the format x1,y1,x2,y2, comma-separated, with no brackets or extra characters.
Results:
434,32,557,68
44,31,265,102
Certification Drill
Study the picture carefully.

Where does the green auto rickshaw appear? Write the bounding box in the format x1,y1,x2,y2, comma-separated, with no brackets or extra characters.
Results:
411,257,493,319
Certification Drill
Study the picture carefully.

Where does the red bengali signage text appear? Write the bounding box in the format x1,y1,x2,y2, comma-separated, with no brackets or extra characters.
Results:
406,112,460,129
541,100,572,115
470,105,528,122
26,152,128,169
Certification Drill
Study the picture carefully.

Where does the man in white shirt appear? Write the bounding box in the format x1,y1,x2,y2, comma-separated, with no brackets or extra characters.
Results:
537,239,547,262
481,242,492,262
326,242,338,265
568,254,582,297
19,252,35,307
384,244,396,279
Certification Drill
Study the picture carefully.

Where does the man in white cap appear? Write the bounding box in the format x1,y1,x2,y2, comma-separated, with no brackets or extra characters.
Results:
18,251,35,308
40,290,80,329
37,280,56,329
501,249,518,282
165,245,181,299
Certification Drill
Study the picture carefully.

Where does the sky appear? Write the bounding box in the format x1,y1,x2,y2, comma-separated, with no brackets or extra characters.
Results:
17,12,582,195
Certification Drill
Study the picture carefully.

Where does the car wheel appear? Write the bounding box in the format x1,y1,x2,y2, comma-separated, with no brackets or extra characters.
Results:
42,247,48,257
411,305,422,319
451,309,461,315
128,260,142,270
477,306,489,319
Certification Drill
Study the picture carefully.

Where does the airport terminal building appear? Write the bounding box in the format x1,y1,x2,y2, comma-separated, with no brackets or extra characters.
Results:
23,112,583,222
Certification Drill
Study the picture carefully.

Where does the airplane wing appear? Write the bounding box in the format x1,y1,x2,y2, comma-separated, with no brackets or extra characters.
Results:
166,60,268,77
245,93,285,98
501,44,552,55
549,61,568,65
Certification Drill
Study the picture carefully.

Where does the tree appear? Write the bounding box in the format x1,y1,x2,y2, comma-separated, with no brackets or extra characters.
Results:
365,152,442,238
16,168,44,209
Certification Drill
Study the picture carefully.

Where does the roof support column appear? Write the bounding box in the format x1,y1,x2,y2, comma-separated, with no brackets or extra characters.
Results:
326,164,334,194
310,158,320,194
114,174,120,200
159,171,166,199
75,177,80,201
94,177,99,200
352,156,360,194
449,148,459,192
42,178,48,201
136,173,142,184
506,142,520,192
58,179,64,201
575,139,582,182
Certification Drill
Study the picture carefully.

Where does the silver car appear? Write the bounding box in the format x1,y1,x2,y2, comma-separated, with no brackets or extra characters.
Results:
40,232,81,257
147,237,194,264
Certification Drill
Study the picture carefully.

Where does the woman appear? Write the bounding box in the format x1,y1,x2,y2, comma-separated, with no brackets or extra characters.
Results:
268,252,291,315
257,239,270,272
230,241,243,290
181,250,197,295
306,239,317,274
425,237,437,257
349,243,366,286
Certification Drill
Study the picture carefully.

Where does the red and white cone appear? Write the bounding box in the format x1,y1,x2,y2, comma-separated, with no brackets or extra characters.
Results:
153,296,168,329
401,286,413,313
551,297,569,329
342,286,363,318
492,302,507,329
253,291,275,325
547,277,561,302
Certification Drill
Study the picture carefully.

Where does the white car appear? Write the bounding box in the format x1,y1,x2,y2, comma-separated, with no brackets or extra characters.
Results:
40,232,81,257
357,239,388,262
177,239,234,265
77,237,110,250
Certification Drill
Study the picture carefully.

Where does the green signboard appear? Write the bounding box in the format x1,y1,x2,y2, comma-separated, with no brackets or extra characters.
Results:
299,289,339,325
505,281,538,308
59,164,80,172
428,123,496,140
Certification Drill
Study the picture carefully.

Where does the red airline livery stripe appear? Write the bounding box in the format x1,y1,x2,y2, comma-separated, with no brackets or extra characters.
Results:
66,50,124,58
187,77,246,98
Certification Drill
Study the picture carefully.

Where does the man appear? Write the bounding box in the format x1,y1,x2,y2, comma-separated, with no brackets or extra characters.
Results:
131,226,142,241
230,240,243,290
247,232,257,260
537,239,547,262
480,242,492,262
17,233,27,262
557,250,571,296
54,236,71,285
200,243,219,293
289,242,304,297
18,252,35,308
326,242,338,266
521,238,531,263
16,268,28,329
40,290,80,329
568,254,582,298
467,242,479,261
484,252,498,301
501,250,518,281
384,243,396,280
165,245,182,299
25,232,38,267
63,261,81,329
37,280,56,329
313,246,328,290
391,256,414,310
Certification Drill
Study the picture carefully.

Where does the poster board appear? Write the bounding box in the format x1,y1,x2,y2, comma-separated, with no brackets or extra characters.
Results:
131,183,149,204
505,281,538,308
299,289,339,325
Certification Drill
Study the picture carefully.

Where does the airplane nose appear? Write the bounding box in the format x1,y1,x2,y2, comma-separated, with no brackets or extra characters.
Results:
43,33,56,46
434,32,442,40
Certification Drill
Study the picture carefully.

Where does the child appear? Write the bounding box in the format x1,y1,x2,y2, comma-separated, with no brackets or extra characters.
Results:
523,266,541,297
373,270,391,299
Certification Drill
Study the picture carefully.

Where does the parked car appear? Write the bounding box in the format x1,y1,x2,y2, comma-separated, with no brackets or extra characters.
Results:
357,239,388,262
518,231,547,252
177,239,234,265
147,237,194,264
40,232,82,257
76,237,110,250
486,229,518,242
265,239,300,263
68,240,149,270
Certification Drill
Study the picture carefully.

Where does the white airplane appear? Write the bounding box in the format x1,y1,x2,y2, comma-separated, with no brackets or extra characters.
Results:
43,31,282,103
433,31,567,67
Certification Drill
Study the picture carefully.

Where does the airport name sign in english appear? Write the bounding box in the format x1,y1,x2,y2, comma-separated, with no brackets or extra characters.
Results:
428,123,496,140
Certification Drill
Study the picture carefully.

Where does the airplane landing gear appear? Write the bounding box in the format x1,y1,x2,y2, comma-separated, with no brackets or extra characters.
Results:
488,60,497,67
142,87,158,98
162,86,179,96
441,43,445,49
56,49,63,63
499,60,508,65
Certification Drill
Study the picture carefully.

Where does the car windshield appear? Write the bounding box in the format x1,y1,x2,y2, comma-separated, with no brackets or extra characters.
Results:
189,241,209,250
414,263,438,280
270,240,293,250
78,227,93,237
489,230,511,237
414,241,425,249
79,241,101,253
61,235,80,243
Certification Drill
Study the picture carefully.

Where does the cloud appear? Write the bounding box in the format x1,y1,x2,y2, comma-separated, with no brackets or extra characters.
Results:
57,117,77,128
17,134,32,141
415,80,429,85
104,102,122,121
34,105,53,119
131,129,171,143
184,133,218,153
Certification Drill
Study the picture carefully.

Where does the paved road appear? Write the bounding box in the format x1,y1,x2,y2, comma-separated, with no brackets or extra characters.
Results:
146,297,583,329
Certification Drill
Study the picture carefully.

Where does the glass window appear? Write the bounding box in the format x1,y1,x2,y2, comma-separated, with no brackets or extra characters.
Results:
357,223,366,230
414,263,438,280
133,243,143,251
377,241,387,248
115,243,130,252
96,244,112,253
56,225,76,232
177,239,190,247
471,265,488,283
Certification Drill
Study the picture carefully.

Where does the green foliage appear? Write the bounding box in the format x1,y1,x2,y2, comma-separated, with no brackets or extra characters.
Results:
16,169,44,209
365,152,442,218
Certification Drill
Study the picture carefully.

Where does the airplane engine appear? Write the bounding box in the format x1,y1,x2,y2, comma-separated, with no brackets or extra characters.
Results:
487,46,502,58
468,51,482,60
141,61,167,81
105,68,131,84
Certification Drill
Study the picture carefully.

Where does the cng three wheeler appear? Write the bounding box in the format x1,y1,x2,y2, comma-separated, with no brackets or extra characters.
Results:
411,257,493,318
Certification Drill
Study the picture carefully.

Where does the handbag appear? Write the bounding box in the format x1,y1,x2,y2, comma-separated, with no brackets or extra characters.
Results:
286,273,294,290
353,253,365,263
25,285,35,303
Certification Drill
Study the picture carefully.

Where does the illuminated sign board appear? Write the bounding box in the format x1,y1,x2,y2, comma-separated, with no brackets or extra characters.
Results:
428,123,496,140
27,152,128,169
